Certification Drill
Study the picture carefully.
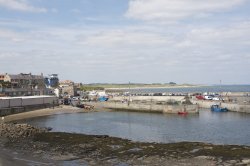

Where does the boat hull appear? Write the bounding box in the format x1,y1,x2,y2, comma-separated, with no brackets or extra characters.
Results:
211,105,228,112
178,111,188,115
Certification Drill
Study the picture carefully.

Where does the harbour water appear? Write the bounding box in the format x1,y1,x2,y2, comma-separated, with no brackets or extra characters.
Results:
21,109,250,146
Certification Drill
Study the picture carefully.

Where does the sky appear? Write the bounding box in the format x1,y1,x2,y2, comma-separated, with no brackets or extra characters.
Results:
0,0,250,84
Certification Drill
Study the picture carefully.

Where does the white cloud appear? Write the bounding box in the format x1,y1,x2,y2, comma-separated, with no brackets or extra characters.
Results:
1,20,250,83
178,21,250,47
78,30,172,48
0,28,26,42
126,0,246,22
0,0,47,13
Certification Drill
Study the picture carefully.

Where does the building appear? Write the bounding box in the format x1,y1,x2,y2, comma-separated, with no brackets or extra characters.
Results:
59,80,77,97
4,73,45,89
1,73,47,96
59,80,74,87
44,74,59,88
0,74,5,81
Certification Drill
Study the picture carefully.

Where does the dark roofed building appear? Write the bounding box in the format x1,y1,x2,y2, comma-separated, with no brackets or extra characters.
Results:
4,73,45,89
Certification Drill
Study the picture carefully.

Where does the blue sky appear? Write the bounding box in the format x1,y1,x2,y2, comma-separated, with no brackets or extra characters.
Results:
0,0,250,84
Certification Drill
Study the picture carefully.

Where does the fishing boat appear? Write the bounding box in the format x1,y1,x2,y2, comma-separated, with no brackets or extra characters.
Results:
178,111,188,115
211,104,228,112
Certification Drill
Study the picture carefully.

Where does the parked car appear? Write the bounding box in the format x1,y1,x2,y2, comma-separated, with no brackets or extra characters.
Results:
63,98,70,105
212,97,224,101
204,95,213,100
196,95,205,100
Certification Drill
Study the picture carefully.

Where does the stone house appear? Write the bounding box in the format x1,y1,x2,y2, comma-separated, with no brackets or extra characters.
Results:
59,80,77,97
1,73,47,96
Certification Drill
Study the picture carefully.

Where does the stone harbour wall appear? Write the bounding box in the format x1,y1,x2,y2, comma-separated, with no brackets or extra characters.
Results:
191,99,250,113
85,102,199,114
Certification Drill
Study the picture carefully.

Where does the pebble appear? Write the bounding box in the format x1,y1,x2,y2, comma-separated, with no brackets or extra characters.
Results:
228,160,237,164
242,159,250,164
204,146,213,150
190,148,200,153
127,148,142,152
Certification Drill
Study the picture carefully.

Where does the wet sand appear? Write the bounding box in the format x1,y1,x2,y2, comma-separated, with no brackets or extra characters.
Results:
2,105,100,123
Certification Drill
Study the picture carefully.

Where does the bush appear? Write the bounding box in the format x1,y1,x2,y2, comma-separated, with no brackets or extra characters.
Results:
80,86,104,91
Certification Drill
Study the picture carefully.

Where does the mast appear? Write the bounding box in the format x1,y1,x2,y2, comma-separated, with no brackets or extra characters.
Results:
128,81,130,106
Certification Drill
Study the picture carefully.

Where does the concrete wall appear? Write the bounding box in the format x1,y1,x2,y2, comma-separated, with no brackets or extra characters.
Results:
0,96,58,109
0,96,59,116
0,99,10,108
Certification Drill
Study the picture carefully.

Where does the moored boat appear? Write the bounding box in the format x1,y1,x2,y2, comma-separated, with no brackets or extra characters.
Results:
178,111,188,115
211,104,228,112
98,96,109,102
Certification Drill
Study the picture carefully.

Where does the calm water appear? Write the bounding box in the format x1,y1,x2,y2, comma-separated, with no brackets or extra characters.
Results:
126,85,250,93
22,110,250,145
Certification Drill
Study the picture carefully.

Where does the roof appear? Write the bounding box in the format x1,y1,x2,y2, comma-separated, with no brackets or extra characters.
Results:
7,73,44,80
59,80,74,84
0,95,57,99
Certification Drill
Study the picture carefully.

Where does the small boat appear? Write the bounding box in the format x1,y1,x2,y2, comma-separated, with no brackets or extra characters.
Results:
211,104,228,112
178,111,188,115
98,96,109,102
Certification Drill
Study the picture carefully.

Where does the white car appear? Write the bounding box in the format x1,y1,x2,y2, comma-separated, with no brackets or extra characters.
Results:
212,97,223,101
204,95,213,100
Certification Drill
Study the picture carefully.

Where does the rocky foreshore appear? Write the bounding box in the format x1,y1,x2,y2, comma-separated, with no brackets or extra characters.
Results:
0,123,47,141
1,124,250,165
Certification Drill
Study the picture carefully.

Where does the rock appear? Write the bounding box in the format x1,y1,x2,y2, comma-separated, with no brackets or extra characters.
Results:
0,123,46,141
51,154,78,161
127,148,142,152
242,159,250,164
190,148,200,153
204,146,213,150
228,160,237,164
195,156,215,160
79,143,93,149
108,145,122,150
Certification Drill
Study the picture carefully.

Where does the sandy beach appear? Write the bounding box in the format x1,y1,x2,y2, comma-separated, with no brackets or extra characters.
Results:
2,105,101,123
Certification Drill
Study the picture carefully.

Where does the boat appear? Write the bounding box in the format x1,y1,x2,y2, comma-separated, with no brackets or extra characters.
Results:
178,111,188,115
98,96,109,102
211,104,228,112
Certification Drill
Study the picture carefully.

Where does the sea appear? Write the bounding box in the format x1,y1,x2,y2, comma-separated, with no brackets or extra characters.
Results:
125,85,250,94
